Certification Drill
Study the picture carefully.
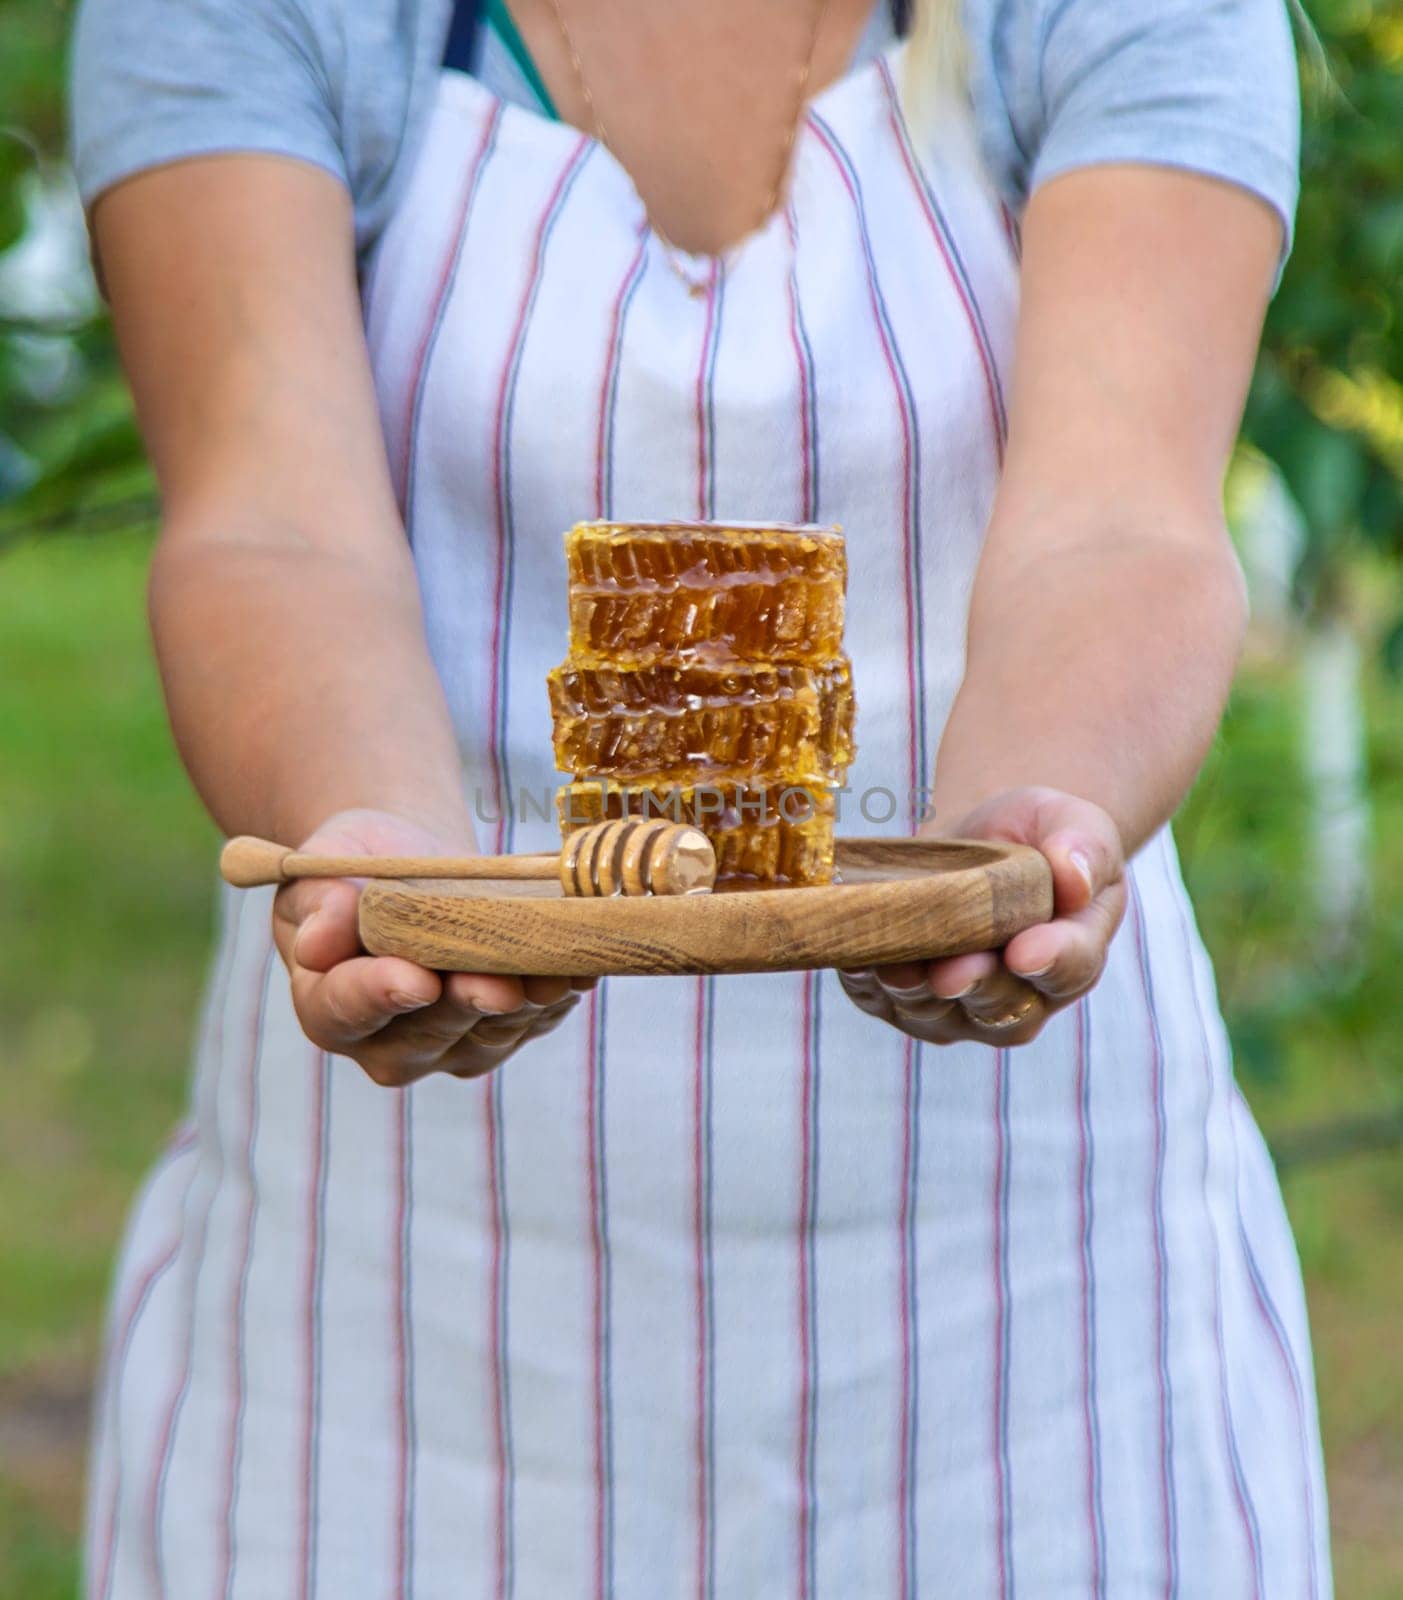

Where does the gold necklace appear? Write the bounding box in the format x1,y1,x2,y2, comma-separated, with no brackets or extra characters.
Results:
545,0,831,297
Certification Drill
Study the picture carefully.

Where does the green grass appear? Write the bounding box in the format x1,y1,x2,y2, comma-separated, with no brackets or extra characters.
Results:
0,529,1399,1594
1179,655,1403,1126
0,528,216,1594
0,1481,76,1600
1178,659,1403,1598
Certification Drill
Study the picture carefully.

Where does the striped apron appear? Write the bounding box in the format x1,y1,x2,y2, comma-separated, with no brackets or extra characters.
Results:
85,34,1332,1600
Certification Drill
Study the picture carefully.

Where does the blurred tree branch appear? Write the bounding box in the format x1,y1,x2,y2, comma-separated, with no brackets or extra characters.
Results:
0,312,100,338
0,493,159,553
1245,0,1403,643
1271,1105,1403,1172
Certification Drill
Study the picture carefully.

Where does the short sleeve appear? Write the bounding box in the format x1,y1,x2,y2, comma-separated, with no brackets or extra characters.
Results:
70,0,347,214
968,0,1301,257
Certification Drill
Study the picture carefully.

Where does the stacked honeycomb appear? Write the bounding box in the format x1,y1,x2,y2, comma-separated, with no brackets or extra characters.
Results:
549,521,854,887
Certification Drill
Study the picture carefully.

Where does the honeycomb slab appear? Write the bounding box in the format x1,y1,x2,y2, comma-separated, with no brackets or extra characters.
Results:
548,658,854,783
566,520,846,666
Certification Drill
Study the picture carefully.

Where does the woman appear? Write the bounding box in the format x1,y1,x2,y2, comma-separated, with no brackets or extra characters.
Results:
71,0,1328,1593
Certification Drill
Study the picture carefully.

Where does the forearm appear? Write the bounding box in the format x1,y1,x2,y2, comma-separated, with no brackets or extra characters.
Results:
928,167,1279,851
149,528,473,846
932,512,1247,851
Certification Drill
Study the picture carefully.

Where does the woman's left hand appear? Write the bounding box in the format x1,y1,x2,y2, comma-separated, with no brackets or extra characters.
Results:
837,787,1127,1047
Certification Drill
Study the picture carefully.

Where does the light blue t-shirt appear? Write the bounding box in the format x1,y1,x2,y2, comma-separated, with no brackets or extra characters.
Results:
69,0,1300,261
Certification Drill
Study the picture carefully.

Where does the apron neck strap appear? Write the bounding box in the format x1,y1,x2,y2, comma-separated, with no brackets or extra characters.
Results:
442,0,482,71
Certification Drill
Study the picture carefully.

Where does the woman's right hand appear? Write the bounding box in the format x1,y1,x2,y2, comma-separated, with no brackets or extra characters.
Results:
271,808,591,1086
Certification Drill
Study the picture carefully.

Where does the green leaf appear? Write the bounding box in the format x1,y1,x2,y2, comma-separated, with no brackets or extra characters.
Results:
1286,425,1371,541
1359,198,1403,278
1358,465,1403,547
0,143,32,253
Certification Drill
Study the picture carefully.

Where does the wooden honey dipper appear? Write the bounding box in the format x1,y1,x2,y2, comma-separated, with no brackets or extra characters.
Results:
220,817,717,897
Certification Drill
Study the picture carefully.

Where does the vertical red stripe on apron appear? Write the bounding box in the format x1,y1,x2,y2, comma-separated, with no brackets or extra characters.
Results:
795,973,816,1600
808,115,921,819
809,115,926,1597
896,1038,918,1600
691,981,710,1600
783,208,815,525
594,232,649,521
584,993,606,1599
690,256,725,1600
1074,1000,1108,1594
877,59,1008,462
694,260,721,522
1128,876,1179,1594
92,1127,199,1600
1160,847,1314,1595
1231,1156,1319,1600
482,138,592,1600
587,236,643,1592
1155,834,1264,1595
484,1080,509,1600
99,895,244,1597
297,1049,330,1600
391,1089,414,1600
146,919,262,1597
214,942,277,1599
992,1048,1014,1598
486,136,592,852
788,260,820,1597
396,100,503,512
385,99,495,1580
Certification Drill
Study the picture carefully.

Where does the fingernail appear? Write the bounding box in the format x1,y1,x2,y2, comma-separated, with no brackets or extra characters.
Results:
932,980,978,1001
292,914,321,965
389,989,434,1012
879,980,932,1001
1070,850,1093,889
839,968,873,980
472,1019,524,1045
1017,963,1052,979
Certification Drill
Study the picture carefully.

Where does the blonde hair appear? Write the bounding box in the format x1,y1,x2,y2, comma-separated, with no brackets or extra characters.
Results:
903,0,967,124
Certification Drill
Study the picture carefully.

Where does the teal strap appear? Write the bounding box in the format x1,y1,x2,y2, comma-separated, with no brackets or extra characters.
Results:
483,0,561,120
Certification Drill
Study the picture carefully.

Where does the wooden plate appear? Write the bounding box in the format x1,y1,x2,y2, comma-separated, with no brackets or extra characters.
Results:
358,837,1053,978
